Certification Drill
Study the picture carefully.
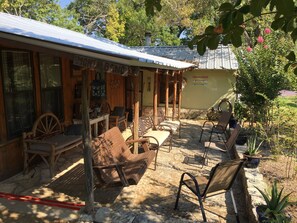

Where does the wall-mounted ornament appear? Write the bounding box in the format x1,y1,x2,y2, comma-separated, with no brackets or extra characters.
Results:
91,72,106,98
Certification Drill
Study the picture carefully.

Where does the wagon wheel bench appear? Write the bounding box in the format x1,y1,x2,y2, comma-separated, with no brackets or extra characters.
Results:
22,112,82,177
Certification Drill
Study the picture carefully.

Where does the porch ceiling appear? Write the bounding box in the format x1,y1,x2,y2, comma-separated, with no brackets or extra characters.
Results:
0,13,194,71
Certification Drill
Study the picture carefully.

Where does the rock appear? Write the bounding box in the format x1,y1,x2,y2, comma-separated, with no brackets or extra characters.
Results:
0,183,17,193
94,207,111,222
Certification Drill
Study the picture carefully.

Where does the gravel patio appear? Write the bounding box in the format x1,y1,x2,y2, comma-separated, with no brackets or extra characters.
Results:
0,119,250,223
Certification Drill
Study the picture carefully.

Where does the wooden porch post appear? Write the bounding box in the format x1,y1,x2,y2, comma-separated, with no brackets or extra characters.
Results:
165,71,169,118
172,71,177,120
178,72,183,119
81,69,94,213
133,74,139,154
153,69,158,125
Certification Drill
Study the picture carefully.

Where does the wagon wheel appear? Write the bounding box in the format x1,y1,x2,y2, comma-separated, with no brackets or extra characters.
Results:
32,113,62,138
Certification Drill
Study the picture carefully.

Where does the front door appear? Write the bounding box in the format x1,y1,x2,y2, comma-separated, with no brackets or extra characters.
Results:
105,73,125,110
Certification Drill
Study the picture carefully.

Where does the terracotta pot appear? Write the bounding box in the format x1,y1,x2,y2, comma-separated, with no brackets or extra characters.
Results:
243,153,261,168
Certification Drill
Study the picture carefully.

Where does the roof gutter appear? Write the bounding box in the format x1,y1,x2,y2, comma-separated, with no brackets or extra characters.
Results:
0,32,193,71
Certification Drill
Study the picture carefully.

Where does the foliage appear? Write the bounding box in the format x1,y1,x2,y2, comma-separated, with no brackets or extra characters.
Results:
0,0,82,32
269,97,297,155
68,0,112,36
105,3,125,42
245,134,263,155
145,0,297,74
255,181,293,222
234,27,292,124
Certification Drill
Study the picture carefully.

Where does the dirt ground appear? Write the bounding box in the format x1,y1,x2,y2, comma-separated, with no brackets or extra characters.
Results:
259,153,297,222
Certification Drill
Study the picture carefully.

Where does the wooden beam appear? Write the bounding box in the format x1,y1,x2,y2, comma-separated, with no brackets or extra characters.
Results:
81,69,94,213
153,70,158,125
133,75,140,154
178,72,183,119
172,72,177,120
165,73,169,117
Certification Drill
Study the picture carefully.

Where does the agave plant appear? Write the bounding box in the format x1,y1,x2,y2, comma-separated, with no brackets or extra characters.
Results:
245,134,263,156
255,181,292,222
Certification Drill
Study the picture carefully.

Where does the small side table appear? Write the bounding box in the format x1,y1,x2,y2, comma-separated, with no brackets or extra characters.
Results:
73,113,109,137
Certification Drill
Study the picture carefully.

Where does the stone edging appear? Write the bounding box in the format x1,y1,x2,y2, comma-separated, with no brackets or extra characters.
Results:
235,144,267,223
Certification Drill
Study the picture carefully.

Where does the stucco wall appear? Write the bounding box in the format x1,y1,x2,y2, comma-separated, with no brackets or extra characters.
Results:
142,69,236,111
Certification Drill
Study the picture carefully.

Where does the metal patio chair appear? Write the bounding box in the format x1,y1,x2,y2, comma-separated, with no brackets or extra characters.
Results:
199,111,232,143
174,159,245,222
201,124,241,166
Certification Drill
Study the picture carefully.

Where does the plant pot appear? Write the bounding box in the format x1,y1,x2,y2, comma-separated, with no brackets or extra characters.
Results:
243,153,261,168
236,135,247,145
256,205,268,223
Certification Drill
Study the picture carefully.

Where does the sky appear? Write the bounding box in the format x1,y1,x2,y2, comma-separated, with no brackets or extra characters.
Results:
59,0,73,8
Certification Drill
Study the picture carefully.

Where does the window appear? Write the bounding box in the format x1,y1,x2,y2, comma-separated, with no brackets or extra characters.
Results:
39,54,63,119
1,50,35,139
159,75,180,104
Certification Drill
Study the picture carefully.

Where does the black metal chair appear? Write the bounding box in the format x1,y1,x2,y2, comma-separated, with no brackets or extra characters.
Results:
199,111,232,143
202,124,241,166
174,159,245,222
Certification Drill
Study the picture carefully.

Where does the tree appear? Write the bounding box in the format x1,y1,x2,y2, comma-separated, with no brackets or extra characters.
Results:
68,0,112,36
145,0,297,73
234,28,291,123
105,3,125,42
0,0,82,32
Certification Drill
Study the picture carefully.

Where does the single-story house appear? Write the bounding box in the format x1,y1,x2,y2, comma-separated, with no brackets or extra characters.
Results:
133,44,238,118
0,12,194,181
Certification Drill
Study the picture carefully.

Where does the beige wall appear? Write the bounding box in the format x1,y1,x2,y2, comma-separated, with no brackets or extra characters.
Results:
142,69,236,110
142,71,154,106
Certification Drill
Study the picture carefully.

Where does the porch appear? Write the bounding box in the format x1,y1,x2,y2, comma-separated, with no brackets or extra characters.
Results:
0,119,254,223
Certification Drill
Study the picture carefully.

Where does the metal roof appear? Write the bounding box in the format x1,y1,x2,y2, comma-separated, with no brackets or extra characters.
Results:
133,45,238,70
0,13,194,70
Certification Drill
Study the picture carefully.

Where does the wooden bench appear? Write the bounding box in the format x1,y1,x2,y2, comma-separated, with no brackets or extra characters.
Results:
157,108,181,137
92,127,155,187
129,116,172,169
23,113,82,177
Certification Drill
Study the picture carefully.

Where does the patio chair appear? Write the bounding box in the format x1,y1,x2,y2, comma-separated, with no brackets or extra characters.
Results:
202,124,241,166
109,106,129,130
199,111,232,143
174,159,245,222
99,101,128,131
92,127,155,188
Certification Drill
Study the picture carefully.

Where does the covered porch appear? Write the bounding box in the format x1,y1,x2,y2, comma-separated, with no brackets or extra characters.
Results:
0,119,253,223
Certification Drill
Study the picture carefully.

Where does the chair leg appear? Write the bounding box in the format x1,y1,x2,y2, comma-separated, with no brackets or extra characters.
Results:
208,130,214,142
197,195,207,222
174,177,183,210
154,149,158,170
202,142,211,167
230,189,240,223
199,128,204,142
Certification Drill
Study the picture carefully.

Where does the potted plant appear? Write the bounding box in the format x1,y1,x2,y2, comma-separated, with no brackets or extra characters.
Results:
243,134,263,168
255,181,292,222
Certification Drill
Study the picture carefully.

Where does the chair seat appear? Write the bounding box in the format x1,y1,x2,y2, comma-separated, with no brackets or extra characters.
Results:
143,130,170,146
28,134,82,153
183,175,208,195
160,120,180,133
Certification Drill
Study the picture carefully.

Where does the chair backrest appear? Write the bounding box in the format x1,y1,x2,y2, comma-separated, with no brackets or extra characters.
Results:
202,159,244,197
92,127,132,165
92,127,133,184
225,124,241,150
131,116,153,137
111,106,125,117
217,111,232,130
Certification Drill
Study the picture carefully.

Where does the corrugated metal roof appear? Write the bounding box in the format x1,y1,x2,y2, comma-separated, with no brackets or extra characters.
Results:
133,45,238,70
0,13,194,70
